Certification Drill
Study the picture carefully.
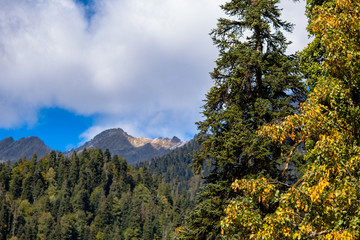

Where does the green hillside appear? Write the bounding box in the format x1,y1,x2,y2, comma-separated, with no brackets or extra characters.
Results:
137,139,203,200
0,149,192,240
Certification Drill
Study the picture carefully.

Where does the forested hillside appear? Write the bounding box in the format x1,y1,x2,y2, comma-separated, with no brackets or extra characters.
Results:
0,149,193,240
137,139,203,199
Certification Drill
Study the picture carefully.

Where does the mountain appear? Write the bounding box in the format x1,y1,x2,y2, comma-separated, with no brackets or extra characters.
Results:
0,136,51,163
71,128,183,164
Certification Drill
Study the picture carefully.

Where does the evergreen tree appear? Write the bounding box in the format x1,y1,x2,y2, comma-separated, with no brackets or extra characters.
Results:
0,195,10,240
57,180,72,216
56,153,69,187
9,167,22,199
60,214,77,240
182,0,306,238
0,161,11,191
104,148,112,163
37,212,55,240
21,175,33,203
68,151,79,189
48,151,57,170
32,159,46,200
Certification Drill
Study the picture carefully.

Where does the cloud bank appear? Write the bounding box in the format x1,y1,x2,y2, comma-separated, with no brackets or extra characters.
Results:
0,0,308,141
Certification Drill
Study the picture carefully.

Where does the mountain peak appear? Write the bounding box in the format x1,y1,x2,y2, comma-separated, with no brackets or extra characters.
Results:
75,128,183,164
171,136,181,143
92,128,127,140
0,136,51,163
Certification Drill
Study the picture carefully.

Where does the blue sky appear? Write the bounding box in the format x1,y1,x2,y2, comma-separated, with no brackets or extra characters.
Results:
0,0,309,151
0,108,94,151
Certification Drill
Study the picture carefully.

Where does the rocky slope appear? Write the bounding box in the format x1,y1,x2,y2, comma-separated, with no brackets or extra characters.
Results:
0,136,51,163
72,128,183,164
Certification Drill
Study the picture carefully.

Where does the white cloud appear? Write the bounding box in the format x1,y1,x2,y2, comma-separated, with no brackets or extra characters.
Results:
0,0,308,139
79,110,199,144
280,0,310,54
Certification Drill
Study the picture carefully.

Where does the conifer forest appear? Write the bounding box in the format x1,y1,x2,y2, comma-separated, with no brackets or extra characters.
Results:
1,0,360,239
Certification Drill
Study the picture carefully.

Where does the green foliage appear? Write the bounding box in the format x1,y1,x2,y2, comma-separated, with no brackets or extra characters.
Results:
181,0,306,238
0,149,193,239
138,139,202,199
207,0,360,237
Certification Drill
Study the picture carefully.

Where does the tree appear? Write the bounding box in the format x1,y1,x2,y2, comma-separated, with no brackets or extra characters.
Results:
0,194,11,240
68,151,80,189
181,0,306,238
60,214,77,240
37,212,55,240
48,151,57,170
0,161,11,191
249,0,360,238
104,149,111,163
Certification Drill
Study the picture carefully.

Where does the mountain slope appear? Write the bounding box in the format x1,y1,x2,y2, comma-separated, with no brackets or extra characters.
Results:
137,139,203,199
73,128,183,164
0,136,51,162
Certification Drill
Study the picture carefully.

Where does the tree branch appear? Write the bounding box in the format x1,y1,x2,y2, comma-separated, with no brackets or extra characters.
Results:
282,139,303,176
304,230,330,239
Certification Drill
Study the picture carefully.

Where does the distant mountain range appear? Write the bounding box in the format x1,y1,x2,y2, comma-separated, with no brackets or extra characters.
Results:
0,128,184,164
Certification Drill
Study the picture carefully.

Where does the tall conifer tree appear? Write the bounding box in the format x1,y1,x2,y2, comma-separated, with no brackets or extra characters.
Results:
181,0,306,238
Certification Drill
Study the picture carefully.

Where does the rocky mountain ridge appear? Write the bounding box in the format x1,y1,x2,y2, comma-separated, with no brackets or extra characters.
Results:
71,128,183,164
0,136,51,163
0,128,184,165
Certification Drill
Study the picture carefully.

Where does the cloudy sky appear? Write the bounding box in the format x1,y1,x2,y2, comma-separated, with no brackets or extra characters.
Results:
0,0,309,151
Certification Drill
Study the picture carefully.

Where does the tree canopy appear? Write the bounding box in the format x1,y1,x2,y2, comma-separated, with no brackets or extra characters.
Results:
256,0,360,238
0,149,193,240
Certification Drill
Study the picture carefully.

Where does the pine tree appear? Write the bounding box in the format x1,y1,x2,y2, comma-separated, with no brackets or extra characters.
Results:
37,212,55,240
0,194,11,240
181,0,306,238
68,151,79,189
48,151,57,170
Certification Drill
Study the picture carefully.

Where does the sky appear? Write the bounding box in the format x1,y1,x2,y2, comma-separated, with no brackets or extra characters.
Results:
0,0,310,151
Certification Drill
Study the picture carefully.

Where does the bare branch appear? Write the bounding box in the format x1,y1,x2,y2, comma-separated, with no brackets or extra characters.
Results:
304,230,330,239
282,139,304,176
